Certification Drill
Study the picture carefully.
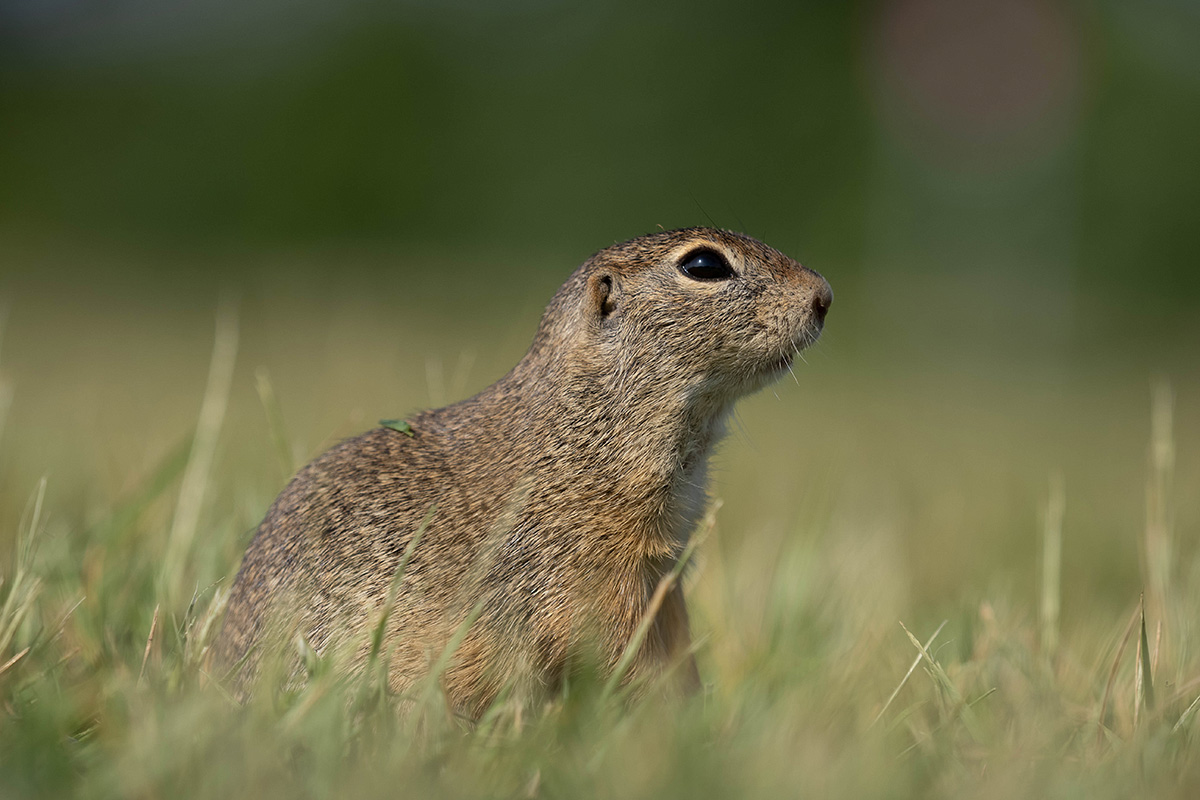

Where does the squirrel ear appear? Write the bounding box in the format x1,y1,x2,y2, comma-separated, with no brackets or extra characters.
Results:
588,273,617,320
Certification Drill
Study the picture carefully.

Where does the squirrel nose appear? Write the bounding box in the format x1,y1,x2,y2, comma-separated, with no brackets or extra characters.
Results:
810,280,833,324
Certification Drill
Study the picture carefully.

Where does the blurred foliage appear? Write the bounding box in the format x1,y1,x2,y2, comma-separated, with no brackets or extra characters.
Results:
0,0,1197,303
0,2,868,262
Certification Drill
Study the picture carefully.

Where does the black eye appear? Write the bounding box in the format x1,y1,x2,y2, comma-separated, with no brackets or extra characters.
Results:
679,249,735,281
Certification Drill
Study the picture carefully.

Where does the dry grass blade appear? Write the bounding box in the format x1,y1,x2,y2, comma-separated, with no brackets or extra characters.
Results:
1135,594,1155,723
1041,473,1064,659
1144,379,1173,622
603,499,721,698
0,571,39,660
368,504,435,663
871,619,948,729
0,379,12,456
1152,619,1162,679
1171,694,1200,735
0,299,10,451
255,366,295,480
1097,602,1141,746
138,604,160,686
417,599,486,712
280,657,335,732
43,596,84,650
294,633,322,680
0,646,30,678
162,301,239,600
1134,615,1143,727
1,479,47,660
184,587,229,671
899,620,982,741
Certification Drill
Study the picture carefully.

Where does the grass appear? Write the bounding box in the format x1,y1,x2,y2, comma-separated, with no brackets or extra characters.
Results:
1,273,1199,798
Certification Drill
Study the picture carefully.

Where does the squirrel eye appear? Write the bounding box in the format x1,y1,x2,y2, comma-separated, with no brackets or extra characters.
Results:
679,249,735,281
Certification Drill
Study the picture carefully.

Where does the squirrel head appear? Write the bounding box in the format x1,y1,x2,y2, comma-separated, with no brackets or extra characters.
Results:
533,228,832,410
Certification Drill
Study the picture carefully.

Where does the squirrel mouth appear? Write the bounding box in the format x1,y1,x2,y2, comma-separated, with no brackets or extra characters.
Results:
766,325,822,376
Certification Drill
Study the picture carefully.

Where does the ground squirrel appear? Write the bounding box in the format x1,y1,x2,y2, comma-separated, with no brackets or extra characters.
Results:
213,227,832,716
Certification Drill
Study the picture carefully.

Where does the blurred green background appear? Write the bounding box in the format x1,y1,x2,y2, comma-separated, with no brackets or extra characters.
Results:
2,0,1197,292
0,0,1198,622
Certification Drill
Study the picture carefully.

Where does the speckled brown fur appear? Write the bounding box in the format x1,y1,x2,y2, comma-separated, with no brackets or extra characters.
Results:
212,228,832,717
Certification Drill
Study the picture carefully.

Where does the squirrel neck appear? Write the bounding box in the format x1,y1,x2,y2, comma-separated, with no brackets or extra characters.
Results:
447,340,729,559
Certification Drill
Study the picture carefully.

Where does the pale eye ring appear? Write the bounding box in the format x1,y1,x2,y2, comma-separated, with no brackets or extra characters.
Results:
678,249,735,281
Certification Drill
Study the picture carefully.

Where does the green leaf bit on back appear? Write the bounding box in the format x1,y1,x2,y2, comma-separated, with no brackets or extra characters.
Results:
380,419,415,437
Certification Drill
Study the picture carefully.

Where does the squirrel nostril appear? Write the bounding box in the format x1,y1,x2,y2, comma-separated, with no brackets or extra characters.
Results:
811,285,832,323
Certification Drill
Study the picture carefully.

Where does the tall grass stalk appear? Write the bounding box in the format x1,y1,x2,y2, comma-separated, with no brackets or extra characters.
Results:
0,299,11,453
0,479,46,673
1134,594,1155,727
162,303,239,603
871,618,947,729
1041,473,1065,660
254,366,295,481
1145,379,1174,625
603,499,721,698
